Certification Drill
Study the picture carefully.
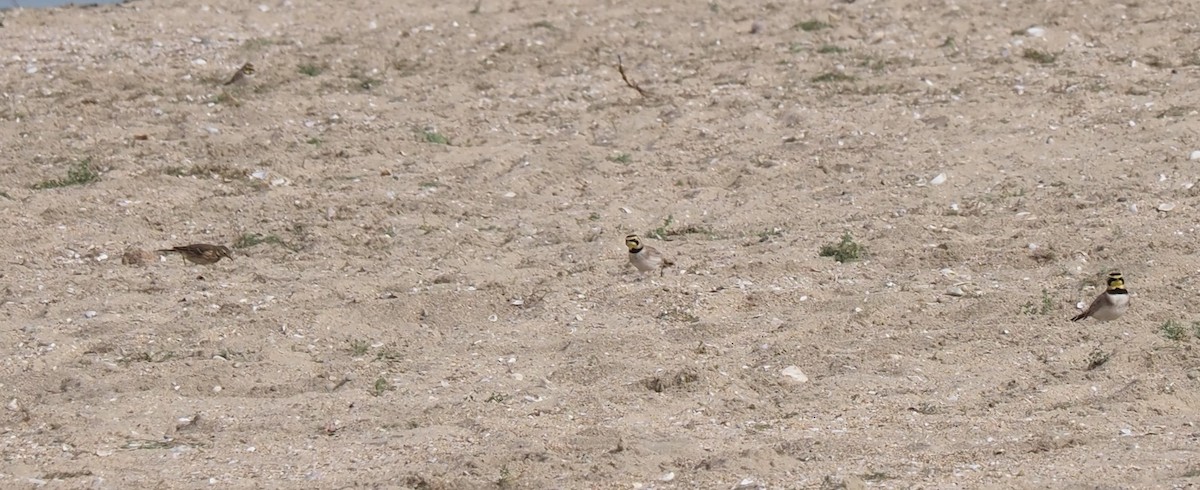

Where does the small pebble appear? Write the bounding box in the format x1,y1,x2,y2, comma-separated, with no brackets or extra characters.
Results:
945,286,965,297
83,310,97,319
930,173,947,185
1025,26,1046,37
1189,150,1200,161
1158,203,1176,212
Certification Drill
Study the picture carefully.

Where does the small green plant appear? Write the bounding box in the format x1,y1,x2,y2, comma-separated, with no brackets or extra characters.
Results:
816,44,846,54
371,377,393,396
1085,348,1110,370
795,20,830,31
607,153,632,164
485,392,509,403
530,20,556,30
819,233,866,263
375,348,404,362
423,131,449,145
1022,49,1057,64
349,339,370,356
1021,289,1054,315
0,191,11,200
588,212,601,221
306,137,322,147
1160,320,1188,341
812,72,855,83
298,63,323,77
234,233,284,249
497,464,519,488
648,215,674,240
33,159,98,189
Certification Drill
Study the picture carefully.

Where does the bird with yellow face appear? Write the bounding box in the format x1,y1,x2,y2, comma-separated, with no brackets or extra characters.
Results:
625,234,673,276
1071,272,1129,322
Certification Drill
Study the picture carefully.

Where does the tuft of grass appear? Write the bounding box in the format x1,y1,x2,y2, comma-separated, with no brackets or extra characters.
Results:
423,131,450,145
298,63,324,77
349,339,370,356
1085,348,1110,370
497,464,519,489
647,215,674,240
1159,320,1189,342
607,153,632,164
375,348,404,362
530,20,557,30
795,20,830,32
33,159,99,190
0,191,11,200
588,212,601,222
1021,289,1054,315
485,392,509,403
306,137,322,147
816,44,846,54
819,233,866,263
812,72,856,83
370,377,393,397
1022,49,1057,64
234,233,284,249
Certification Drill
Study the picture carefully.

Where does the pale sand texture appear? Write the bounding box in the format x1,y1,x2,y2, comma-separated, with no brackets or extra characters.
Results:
2,0,1200,488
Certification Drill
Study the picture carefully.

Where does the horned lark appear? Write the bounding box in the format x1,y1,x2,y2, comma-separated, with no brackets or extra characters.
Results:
224,62,256,86
1071,272,1130,322
158,244,233,265
625,234,674,276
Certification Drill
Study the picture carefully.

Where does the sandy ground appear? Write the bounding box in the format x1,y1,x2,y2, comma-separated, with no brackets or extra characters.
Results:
2,0,1200,488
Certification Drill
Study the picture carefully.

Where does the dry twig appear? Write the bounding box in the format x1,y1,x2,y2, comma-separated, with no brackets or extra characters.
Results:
616,55,649,97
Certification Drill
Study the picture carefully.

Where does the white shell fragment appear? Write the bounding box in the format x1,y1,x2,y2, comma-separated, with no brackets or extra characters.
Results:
930,173,947,185
781,366,809,384
1157,203,1176,212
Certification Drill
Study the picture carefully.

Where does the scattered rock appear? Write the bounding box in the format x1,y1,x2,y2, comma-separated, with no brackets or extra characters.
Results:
930,173,947,185
781,366,809,384
643,368,700,393
121,247,157,266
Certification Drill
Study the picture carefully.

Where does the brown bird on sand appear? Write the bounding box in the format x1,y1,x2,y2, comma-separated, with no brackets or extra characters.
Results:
158,244,233,265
